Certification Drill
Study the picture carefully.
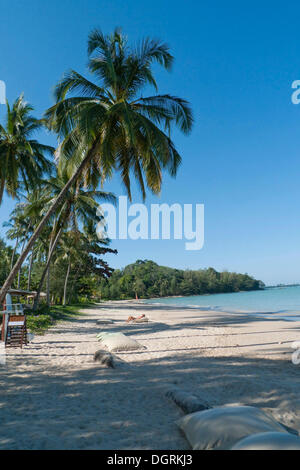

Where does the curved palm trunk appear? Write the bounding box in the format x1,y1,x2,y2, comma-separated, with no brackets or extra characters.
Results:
45,236,54,306
0,178,5,206
17,247,24,290
46,265,51,306
10,237,19,271
33,227,63,311
63,258,71,306
17,269,21,289
27,248,35,291
0,139,99,305
16,228,30,290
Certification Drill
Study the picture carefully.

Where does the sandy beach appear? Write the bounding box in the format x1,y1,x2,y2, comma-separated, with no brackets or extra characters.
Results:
1,301,300,450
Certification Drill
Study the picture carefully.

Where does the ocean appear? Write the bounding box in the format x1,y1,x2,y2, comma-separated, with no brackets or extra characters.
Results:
143,285,300,321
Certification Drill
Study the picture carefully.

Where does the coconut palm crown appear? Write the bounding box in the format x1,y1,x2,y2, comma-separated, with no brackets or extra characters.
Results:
0,94,54,204
46,28,193,200
0,29,193,304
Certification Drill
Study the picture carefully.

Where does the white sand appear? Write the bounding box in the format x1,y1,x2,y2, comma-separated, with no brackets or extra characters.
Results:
1,301,300,449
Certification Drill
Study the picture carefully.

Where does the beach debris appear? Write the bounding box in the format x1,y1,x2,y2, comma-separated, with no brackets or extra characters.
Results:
177,405,289,450
27,333,35,342
94,349,115,368
166,387,210,414
231,431,300,450
96,332,145,352
96,319,114,325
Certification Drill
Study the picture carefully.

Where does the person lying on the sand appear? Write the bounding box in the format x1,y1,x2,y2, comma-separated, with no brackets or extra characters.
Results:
126,314,145,323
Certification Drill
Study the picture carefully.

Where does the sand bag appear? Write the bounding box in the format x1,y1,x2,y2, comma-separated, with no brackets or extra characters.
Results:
94,350,115,368
166,387,209,414
231,431,300,450
177,405,287,450
96,332,145,352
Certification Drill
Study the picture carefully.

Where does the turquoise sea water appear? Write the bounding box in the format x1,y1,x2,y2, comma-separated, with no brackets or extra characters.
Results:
143,286,300,320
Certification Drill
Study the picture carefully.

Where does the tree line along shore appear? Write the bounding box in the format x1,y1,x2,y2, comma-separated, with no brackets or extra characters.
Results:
98,260,264,300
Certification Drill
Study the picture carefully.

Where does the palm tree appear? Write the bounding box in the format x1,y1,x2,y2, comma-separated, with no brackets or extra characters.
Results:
55,230,78,306
57,223,116,305
0,94,54,204
0,239,13,287
3,205,25,271
27,224,53,291
4,203,32,287
22,187,53,290
0,28,193,304
32,171,115,309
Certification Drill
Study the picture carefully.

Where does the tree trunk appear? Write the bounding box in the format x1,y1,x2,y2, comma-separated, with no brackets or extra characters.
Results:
33,227,63,311
27,248,34,291
46,265,51,306
63,258,71,306
10,237,19,271
45,234,54,306
16,230,30,290
0,178,5,206
46,226,60,306
67,264,81,303
0,138,100,305
17,269,21,289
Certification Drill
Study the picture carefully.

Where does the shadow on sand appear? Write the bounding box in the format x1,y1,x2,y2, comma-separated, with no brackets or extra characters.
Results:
1,303,300,450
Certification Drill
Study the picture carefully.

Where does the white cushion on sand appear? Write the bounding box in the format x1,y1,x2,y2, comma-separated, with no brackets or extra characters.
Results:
96,332,145,352
27,333,35,342
231,432,300,450
177,405,287,450
96,319,114,324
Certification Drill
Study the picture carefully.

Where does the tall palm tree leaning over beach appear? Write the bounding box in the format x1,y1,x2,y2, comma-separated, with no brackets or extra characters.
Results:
0,28,193,304
32,171,115,309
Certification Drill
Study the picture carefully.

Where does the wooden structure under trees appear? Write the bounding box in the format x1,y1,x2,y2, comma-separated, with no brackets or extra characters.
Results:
0,289,36,348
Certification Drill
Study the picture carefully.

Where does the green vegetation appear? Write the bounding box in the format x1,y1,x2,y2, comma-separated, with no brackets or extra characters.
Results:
25,304,91,334
0,28,193,305
0,95,53,204
0,31,264,308
1,232,264,304
0,238,13,287
98,260,264,300
0,227,115,305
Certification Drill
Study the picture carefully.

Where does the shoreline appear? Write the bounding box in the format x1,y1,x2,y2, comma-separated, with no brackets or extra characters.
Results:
1,301,300,449
101,287,264,303
141,287,300,320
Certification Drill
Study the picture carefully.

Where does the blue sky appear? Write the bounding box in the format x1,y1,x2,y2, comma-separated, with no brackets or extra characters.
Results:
1,0,300,285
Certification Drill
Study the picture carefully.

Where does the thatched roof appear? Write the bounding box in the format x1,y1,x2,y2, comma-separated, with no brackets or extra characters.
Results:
7,289,46,298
